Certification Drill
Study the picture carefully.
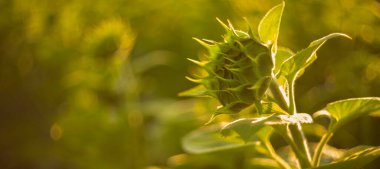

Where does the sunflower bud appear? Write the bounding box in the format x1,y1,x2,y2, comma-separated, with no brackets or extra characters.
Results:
182,19,274,114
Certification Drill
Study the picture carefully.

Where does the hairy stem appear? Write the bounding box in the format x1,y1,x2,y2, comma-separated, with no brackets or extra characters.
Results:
288,79,297,115
288,79,312,168
270,76,312,168
269,78,289,111
289,124,312,168
276,125,307,168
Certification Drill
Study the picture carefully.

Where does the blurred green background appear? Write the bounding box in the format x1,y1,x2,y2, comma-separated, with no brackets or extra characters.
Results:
0,0,379,168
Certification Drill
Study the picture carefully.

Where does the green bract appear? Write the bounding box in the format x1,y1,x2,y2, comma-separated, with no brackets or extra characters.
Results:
192,22,273,114
180,2,285,115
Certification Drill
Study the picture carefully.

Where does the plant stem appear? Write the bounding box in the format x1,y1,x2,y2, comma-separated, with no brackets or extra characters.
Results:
270,76,312,168
288,79,297,115
264,140,292,169
269,78,289,111
289,124,312,168
275,124,310,169
288,79,312,168
312,132,333,166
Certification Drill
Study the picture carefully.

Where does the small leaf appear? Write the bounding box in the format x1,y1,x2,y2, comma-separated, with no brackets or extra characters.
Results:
274,47,294,75
258,1,285,46
314,97,380,133
312,146,380,169
280,33,350,82
182,124,259,154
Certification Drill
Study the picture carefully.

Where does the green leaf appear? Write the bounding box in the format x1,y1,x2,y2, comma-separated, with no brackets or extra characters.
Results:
312,146,380,169
274,47,294,76
221,113,312,142
182,124,260,154
312,97,380,166
221,118,270,142
314,97,380,133
258,1,285,46
280,33,350,81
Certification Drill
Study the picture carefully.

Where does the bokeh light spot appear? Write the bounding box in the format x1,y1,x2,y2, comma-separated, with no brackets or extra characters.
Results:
50,123,63,141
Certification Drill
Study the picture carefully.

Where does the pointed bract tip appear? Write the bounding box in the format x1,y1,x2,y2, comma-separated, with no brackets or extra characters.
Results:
216,18,231,32
227,19,235,30
185,76,203,83
328,33,352,40
193,37,212,48
341,33,352,40
187,58,207,67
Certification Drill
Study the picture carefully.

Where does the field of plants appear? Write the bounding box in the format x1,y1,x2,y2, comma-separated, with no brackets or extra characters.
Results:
0,0,380,168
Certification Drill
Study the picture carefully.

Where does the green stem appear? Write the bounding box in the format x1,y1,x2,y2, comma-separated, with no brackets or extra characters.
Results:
288,79,312,168
269,78,289,111
270,76,312,168
288,79,297,115
264,140,292,169
289,124,312,168
312,132,333,167
276,125,307,167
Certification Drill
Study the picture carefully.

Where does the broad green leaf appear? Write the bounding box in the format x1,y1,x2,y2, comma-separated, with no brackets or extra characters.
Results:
314,97,380,133
182,124,259,154
258,1,285,46
221,113,312,142
312,146,380,169
312,97,380,166
280,33,350,81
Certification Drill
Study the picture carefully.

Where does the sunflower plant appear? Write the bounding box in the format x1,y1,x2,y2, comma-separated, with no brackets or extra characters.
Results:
180,1,380,169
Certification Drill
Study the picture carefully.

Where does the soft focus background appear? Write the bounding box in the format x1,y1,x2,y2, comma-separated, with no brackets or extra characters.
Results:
0,0,380,168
